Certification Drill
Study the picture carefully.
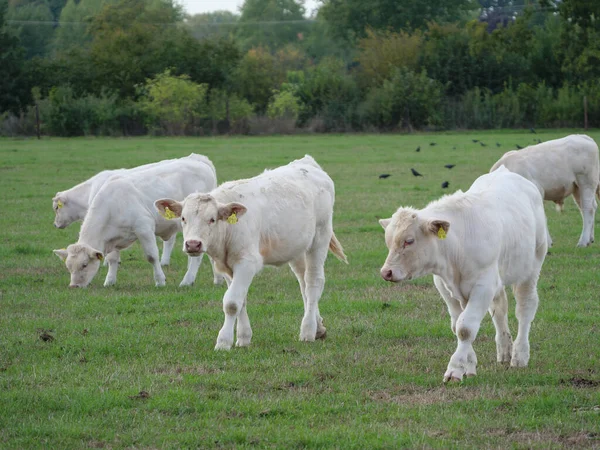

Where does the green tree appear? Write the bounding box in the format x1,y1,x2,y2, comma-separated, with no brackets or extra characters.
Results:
319,0,475,41
7,1,54,58
86,0,184,97
185,10,239,40
0,0,27,113
236,0,309,50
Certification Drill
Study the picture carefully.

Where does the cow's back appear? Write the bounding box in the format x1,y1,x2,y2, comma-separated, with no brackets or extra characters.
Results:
490,135,600,201
469,168,547,284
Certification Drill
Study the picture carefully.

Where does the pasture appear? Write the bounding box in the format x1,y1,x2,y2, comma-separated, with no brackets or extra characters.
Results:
1,131,599,449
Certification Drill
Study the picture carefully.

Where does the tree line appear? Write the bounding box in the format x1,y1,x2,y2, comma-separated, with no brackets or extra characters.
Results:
1,0,599,136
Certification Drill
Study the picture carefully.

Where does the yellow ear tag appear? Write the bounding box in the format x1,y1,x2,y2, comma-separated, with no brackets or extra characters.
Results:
227,212,238,225
162,207,177,220
57,200,63,209
438,227,447,240
98,253,104,262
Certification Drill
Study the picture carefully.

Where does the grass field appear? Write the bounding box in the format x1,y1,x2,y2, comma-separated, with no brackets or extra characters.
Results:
1,131,599,449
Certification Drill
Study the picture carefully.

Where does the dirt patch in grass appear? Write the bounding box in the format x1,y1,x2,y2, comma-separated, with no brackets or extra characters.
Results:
367,384,490,406
562,377,600,388
153,365,223,376
488,429,598,448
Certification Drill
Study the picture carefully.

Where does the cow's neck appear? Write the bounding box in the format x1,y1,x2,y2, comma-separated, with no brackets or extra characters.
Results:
78,215,108,254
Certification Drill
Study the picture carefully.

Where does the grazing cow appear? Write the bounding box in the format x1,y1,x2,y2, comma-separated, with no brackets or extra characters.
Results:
490,134,600,247
53,158,178,266
155,155,347,350
379,167,547,382
53,154,223,287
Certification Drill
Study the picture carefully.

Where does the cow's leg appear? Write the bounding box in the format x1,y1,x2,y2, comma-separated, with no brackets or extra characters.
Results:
433,275,462,334
490,287,513,363
511,280,540,367
209,256,225,285
179,255,202,287
235,297,252,347
160,234,176,266
103,251,120,286
573,183,597,247
291,254,326,339
215,263,257,350
136,230,166,286
300,234,329,342
444,277,496,382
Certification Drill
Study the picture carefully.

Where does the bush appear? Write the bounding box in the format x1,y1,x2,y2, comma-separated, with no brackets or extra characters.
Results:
208,88,253,134
359,68,444,130
267,89,300,120
295,58,361,131
137,70,209,135
40,85,122,136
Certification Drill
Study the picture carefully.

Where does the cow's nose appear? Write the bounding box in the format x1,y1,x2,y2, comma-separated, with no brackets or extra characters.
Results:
185,240,202,253
381,268,393,282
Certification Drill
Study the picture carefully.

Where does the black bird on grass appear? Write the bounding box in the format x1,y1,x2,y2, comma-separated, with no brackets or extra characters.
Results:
416,146,421,152
496,142,501,147
444,164,455,169
472,139,479,143
379,174,391,179
411,168,423,177
480,142,487,147
516,144,524,149
430,142,437,146
530,127,536,134
441,181,449,189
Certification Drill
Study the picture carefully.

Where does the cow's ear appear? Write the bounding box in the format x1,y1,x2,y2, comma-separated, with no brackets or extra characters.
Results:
379,218,392,230
155,198,182,219
218,202,247,221
426,219,450,239
53,249,68,261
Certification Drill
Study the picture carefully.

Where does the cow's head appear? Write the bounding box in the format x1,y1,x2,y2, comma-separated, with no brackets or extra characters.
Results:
52,193,75,229
53,243,104,288
379,208,450,282
155,194,247,257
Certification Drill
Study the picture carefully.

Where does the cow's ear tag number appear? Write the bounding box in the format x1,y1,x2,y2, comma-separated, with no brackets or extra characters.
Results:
227,213,238,225
162,207,177,220
438,228,447,240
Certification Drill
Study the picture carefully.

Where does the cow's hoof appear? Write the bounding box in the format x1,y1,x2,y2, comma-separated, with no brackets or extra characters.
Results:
236,338,251,347
104,279,116,287
315,328,327,340
215,341,232,351
179,280,194,287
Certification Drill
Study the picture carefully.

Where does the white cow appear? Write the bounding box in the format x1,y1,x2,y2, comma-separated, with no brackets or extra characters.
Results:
490,134,600,247
379,167,547,382
52,158,177,265
53,154,222,288
155,155,348,350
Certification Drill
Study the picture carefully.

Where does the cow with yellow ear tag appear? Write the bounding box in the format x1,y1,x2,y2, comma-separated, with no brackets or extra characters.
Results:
379,166,548,383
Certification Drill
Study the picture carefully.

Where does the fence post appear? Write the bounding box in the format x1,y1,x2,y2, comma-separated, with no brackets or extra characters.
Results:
584,95,588,131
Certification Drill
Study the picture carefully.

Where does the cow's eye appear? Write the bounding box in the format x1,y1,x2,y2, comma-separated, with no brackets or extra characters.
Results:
209,218,215,224
181,217,186,223
82,263,88,269
403,238,415,248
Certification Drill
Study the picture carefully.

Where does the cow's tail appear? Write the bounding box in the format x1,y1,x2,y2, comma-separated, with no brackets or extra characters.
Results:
329,232,348,264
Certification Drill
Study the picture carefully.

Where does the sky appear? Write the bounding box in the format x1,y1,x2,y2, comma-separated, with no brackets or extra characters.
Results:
180,0,320,16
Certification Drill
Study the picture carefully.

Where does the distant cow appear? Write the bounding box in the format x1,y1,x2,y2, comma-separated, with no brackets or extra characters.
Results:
53,157,182,266
54,154,222,288
155,155,348,350
490,134,600,247
379,167,547,382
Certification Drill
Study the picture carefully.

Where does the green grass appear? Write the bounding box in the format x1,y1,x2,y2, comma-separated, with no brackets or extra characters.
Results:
1,131,599,449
